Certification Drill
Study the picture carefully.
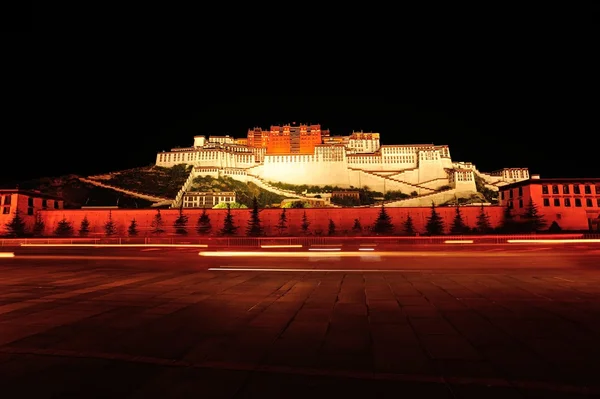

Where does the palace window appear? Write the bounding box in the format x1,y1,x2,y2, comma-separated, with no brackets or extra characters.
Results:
596,185,600,194
597,198,600,207
2,207,9,214
575,198,582,207
509,190,513,198
552,185,559,194
574,185,581,194
500,191,505,200
585,185,591,194
554,198,560,206
563,185,570,194
27,207,33,215
565,198,571,207
3,195,11,205
543,198,550,206
542,185,549,194
586,198,593,207
518,187,523,196
519,199,523,208
42,199,47,208
54,201,59,209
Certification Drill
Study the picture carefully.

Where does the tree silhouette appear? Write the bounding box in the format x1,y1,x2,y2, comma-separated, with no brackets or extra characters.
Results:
328,219,336,236
128,219,138,236
54,217,74,237
425,202,444,235
301,211,310,235
246,197,264,236
352,218,362,234
32,212,45,237
523,198,547,232
372,204,394,235
4,211,27,237
104,210,117,236
450,205,468,234
174,209,189,235
151,209,165,235
79,216,90,237
196,208,212,235
220,203,238,235
548,220,562,233
276,208,288,235
475,205,492,233
500,205,517,233
403,214,415,236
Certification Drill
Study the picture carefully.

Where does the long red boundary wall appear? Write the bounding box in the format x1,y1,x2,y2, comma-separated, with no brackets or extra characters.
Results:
37,207,504,236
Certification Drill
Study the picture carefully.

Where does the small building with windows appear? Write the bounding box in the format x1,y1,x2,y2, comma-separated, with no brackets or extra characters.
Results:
182,191,236,208
498,177,600,231
0,189,64,233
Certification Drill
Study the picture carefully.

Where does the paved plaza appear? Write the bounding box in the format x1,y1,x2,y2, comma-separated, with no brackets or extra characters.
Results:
1,246,599,398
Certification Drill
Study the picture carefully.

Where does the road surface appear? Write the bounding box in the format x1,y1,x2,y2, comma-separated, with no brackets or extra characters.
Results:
0,244,599,398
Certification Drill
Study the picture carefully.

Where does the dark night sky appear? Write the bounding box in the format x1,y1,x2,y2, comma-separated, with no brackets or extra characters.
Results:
1,95,598,186
2,7,598,186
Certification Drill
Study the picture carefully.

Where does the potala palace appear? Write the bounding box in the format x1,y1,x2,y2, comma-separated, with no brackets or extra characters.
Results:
155,123,530,207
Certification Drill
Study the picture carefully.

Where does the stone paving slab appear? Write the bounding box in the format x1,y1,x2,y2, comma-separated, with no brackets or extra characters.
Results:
1,261,600,398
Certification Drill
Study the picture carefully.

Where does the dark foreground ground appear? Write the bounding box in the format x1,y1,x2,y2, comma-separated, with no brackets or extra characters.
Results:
1,244,599,398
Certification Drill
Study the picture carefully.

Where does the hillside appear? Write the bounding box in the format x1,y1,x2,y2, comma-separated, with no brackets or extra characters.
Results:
14,175,154,209
92,164,192,199
190,175,289,208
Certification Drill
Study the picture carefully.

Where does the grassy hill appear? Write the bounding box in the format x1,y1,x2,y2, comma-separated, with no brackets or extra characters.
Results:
14,175,154,209
190,175,289,208
98,164,192,198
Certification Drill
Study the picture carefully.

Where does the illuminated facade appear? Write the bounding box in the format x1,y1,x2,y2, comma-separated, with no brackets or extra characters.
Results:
0,189,64,233
182,191,236,208
155,123,530,204
498,178,600,231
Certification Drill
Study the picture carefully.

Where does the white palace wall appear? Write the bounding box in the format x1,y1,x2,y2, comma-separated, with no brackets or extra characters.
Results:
154,139,528,196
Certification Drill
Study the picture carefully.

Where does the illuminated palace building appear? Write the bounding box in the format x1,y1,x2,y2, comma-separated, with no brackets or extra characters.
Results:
156,123,529,206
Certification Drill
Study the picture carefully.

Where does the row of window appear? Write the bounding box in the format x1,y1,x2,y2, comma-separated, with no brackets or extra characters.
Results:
508,197,600,209
543,184,600,195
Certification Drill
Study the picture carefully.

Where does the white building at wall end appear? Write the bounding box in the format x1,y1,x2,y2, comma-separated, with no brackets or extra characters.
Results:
155,134,529,195
182,191,236,208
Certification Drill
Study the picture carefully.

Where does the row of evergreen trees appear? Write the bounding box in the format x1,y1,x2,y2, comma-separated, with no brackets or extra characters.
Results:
2,197,548,238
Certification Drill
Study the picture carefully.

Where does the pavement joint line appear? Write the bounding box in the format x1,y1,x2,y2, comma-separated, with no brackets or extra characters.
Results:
4,256,164,261
0,346,596,395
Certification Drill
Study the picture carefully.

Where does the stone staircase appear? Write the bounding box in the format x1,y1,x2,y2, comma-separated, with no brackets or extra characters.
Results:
78,177,170,203
382,187,457,207
246,174,314,200
350,168,436,193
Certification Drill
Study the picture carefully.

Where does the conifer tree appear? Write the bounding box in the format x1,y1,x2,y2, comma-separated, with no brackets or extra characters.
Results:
128,219,138,236
174,209,189,235
523,198,547,232
301,211,310,235
425,202,444,235
32,212,45,237
104,210,116,236
352,218,362,234
54,217,74,237
246,197,264,236
4,211,27,237
500,205,517,233
220,203,238,235
196,208,212,235
475,205,492,233
328,219,336,236
403,214,415,236
372,203,394,235
79,215,90,237
276,208,288,235
151,209,165,235
450,205,468,234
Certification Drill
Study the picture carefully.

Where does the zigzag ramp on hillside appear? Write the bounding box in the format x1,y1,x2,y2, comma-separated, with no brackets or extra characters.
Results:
78,177,171,203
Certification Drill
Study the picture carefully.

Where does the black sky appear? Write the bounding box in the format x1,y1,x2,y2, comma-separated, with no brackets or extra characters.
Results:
2,7,598,185
2,95,597,186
